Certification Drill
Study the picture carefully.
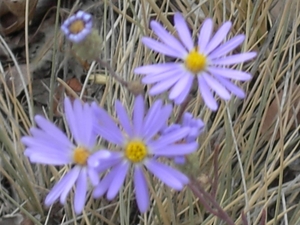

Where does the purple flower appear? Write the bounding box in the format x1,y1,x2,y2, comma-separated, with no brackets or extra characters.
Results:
134,13,257,110
91,95,198,212
162,112,204,164
22,98,110,214
61,10,92,43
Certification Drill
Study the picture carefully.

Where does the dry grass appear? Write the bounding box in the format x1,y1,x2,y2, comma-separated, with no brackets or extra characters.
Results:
0,0,300,224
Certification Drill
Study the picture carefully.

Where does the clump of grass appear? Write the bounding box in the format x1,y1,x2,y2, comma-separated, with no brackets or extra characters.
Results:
1,0,300,224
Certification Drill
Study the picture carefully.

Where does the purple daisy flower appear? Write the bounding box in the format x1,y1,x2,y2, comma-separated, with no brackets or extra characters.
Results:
161,112,204,164
134,13,257,110
61,10,93,43
91,95,198,212
22,98,110,214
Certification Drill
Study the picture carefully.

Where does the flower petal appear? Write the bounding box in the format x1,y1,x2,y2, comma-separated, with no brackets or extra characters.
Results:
59,166,81,204
106,162,129,200
198,19,213,51
198,76,218,110
133,95,144,136
205,21,232,54
208,67,252,81
45,166,80,206
115,101,133,137
142,103,172,142
134,63,181,75
34,115,71,149
211,52,256,65
202,73,231,100
215,75,246,98
24,150,70,165
149,72,183,95
145,159,188,190
74,169,87,214
150,20,187,56
134,166,149,213
169,73,193,100
153,142,198,156
92,103,124,145
141,65,183,84
209,35,244,59
142,37,184,58
174,13,194,51
151,127,190,149
64,98,81,144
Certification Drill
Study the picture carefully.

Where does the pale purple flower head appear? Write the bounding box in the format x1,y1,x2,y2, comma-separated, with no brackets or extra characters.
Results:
134,13,257,110
22,98,110,214
61,10,92,43
162,112,204,164
91,95,198,212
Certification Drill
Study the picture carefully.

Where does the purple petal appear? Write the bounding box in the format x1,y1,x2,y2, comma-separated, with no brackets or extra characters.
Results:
149,73,183,95
24,150,70,165
153,142,198,156
202,73,231,100
106,162,129,200
74,169,87,214
215,75,246,98
174,13,194,51
134,166,149,213
115,101,133,137
209,35,245,59
88,150,111,167
45,166,80,206
95,152,123,173
34,115,71,149
198,76,218,110
59,166,81,204
22,136,72,157
134,63,181,75
169,74,193,100
72,99,89,146
93,170,116,198
64,98,81,144
142,37,184,58
150,20,187,56
151,127,190,148
87,167,99,186
205,21,232,54
145,159,188,190
142,65,184,84
92,103,124,145
173,74,194,104
142,104,172,142
133,95,144,136
27,127,73,150
198,19,213,51
208,67,252,81
211,52,257,65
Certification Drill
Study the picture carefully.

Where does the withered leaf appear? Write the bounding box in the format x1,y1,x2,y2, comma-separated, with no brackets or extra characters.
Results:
0,0,38,35
261,84,300,139
4,64,34,96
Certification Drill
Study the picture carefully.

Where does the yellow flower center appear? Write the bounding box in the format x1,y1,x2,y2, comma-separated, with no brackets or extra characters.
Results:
125,140,148,163
69,20,85,34
184,48,207,74
73,146,90,165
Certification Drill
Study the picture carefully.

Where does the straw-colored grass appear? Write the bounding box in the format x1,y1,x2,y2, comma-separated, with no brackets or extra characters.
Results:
0,0,300,224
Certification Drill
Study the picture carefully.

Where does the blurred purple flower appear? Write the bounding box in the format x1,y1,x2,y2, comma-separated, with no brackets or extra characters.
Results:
22,98,110,214
134,13,257,110
162,112,204,164
61,10,92,43
91,95,198,212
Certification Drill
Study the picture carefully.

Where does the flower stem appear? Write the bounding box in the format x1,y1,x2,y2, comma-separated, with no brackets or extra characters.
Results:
188,177,235,225
95,58,129,88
